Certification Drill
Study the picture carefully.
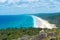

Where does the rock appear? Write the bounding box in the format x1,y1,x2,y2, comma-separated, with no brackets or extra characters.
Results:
2,38,7,40
30,30,47,40
47,32,58,37
31,34,47,40
17,35,29,40
49,37,56,40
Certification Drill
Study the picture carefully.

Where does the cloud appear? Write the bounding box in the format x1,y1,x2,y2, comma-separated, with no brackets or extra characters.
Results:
0,0,60,7
22,0,39,2
0,0,60,14
0,0,7,3
0,0,39,4
7,0,20,4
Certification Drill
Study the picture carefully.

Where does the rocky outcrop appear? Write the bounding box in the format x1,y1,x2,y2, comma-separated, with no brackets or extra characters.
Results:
30,30,58,40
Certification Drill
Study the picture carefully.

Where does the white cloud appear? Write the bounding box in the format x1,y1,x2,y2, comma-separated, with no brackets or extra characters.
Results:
22,0,39,2
7,0,20,4
0,0,60,10
16,4,28,8
0,0,7,3
0,0,39,4
0,0,60,13
50,0,60,4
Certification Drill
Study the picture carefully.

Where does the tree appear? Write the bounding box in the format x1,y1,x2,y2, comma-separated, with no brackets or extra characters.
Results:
56,36,60,40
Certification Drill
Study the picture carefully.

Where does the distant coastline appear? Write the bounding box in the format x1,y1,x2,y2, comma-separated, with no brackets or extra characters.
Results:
0,13,60,29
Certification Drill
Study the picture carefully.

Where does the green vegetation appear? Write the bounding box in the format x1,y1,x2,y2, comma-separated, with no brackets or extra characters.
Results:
0,28,60,40
0,28,42,40
56,36,60,40
48,14,60,27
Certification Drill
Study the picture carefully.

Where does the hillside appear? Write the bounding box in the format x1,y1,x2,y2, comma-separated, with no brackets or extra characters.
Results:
0,28,60,40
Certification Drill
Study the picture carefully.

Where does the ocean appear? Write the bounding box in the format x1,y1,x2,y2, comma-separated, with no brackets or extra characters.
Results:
0,15,34,29
0,13,59,29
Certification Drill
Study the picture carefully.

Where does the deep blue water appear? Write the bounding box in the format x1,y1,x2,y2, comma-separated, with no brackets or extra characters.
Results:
0,15,34,29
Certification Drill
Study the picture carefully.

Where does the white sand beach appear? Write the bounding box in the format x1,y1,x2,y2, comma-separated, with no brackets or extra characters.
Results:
32,15,57,29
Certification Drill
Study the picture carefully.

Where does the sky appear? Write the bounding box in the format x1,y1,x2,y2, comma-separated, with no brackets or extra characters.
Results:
0,0,60,15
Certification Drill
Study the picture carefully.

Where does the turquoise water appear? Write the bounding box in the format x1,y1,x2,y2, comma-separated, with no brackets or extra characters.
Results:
0,15,34,29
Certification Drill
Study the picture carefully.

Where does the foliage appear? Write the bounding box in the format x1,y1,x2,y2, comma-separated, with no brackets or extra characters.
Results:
0,28,42,40
56,36,60,40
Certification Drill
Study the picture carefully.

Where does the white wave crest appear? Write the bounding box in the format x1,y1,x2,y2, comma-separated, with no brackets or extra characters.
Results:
32,15,57,29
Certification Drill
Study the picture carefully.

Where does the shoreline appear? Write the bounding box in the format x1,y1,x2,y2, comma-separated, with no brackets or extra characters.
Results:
32,15,57,29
